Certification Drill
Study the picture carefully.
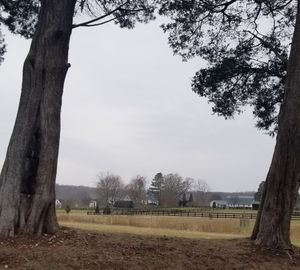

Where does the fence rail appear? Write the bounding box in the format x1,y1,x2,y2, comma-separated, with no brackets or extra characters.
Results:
87,209,300,221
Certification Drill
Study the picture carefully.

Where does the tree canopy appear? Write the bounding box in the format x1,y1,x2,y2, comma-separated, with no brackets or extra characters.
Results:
158,0,296,135
0,0,39,38
1,0,296,134
0,0,40,65
0,0,155,64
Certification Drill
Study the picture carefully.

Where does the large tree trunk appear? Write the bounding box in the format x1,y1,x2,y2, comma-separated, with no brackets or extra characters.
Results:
251,1,300,249
0,0,76,236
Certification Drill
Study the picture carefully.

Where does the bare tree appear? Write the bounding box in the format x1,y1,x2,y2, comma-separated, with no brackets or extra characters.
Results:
126,175,147,206
193,179,210,206
97,172,123,206
161,174,192,207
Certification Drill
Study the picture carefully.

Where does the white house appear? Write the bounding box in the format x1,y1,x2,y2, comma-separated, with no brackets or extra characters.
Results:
108,195,131,205
89,200,97,208
55,199,62,209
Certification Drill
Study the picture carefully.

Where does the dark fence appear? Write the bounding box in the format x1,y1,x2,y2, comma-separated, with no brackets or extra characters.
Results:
87,209,300,221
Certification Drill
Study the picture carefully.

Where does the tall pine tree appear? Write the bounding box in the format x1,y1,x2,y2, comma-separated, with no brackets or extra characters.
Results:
158,0,300,249
148,172,164,206
0,0,155,236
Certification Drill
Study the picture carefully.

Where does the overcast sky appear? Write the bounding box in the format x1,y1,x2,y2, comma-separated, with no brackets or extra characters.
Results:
0,19,275,192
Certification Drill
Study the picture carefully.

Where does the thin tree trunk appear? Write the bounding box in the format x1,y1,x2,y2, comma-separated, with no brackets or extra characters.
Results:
0,0,76,236
251,0,300,249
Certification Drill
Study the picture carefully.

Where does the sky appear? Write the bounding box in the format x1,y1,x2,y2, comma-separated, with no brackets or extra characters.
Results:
0,19,275,192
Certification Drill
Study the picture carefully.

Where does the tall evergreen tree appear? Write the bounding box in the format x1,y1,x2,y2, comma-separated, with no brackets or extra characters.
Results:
148,172,164,205
0,0,155,237
158,0,300,249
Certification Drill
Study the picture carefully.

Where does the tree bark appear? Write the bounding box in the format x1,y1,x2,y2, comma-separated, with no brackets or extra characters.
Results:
0,0,76,236
251,0,300,249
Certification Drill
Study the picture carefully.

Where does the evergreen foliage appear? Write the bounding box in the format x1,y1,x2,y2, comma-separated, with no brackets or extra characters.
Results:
103,205,111,215
0,0,40,38
0,28,5,65
158,0,296,135
148,172,164,205
0,0,155,64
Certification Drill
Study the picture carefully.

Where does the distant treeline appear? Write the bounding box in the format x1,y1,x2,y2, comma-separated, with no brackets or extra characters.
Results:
55,183,254,208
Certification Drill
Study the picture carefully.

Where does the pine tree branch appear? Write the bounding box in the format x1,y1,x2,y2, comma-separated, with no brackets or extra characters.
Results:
72,1,129,29
244,30,288,64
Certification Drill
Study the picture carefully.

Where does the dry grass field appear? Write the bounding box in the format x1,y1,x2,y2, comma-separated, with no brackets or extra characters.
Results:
57,211,300,246
57,213,253,234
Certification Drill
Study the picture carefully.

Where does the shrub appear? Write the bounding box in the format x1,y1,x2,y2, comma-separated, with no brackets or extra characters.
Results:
65,204,71,214
103,205,111,215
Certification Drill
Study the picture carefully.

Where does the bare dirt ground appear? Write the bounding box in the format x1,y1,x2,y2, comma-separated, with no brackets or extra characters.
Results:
0,228,299,270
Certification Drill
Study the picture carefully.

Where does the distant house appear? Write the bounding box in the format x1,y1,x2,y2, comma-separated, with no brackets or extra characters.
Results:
89,200,97,208
226,195,254,208
55,199,62,209
113,195,134,208
210,200,227,208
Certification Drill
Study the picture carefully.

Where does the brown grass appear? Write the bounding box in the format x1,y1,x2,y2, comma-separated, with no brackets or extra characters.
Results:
57,213,253,234
57,212,300,245
59,222,244,240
